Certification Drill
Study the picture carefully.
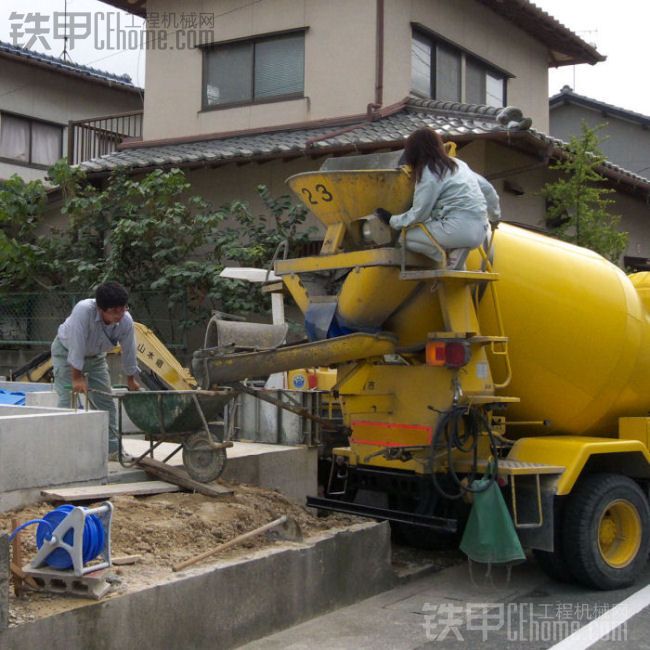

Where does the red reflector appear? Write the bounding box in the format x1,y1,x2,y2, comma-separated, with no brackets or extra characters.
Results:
445,342,469,368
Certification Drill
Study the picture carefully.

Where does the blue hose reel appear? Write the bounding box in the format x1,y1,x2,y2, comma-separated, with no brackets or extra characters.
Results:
11,502,113,577
36,505,106,570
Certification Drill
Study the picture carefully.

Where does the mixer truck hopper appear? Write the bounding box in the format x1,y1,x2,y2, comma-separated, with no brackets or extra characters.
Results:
193,152,650,590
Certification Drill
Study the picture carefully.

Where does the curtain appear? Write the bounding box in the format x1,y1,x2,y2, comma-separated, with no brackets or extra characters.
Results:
0,114,29,161
31,122,62,166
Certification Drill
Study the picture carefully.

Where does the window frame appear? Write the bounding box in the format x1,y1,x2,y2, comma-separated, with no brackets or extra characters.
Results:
410,25,511,107
201,27,307,112
0,111,64,170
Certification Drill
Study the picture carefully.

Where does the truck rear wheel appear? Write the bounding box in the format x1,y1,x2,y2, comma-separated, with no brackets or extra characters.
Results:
563,473,649,590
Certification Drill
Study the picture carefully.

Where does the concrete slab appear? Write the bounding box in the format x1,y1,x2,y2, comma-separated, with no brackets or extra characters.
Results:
121,439,318,503
0,382,140,431
0,382,58,409
0,405,108,513
0,522,394,650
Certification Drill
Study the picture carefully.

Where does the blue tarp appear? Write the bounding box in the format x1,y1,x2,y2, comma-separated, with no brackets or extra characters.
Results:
0,388,26,405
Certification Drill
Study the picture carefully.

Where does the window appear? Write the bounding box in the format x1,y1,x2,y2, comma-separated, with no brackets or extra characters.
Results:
203,31,305,108
411,31,507,107
0,113,63,167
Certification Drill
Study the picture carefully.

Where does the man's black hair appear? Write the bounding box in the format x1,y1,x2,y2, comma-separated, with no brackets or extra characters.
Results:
95,282,129,310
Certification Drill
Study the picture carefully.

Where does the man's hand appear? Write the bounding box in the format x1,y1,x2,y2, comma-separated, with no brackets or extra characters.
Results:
72,375,88,394
127,375,141,392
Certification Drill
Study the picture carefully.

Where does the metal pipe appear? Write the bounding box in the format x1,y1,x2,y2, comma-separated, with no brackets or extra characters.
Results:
375,0,384,107
233,382,343,430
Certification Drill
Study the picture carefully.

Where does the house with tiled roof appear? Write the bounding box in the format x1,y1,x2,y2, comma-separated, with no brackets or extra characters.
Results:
74,0,650,264
550,85,650,180
0,41,143,181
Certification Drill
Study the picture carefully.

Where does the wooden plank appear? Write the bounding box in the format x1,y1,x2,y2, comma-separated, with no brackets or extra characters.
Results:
41,480,180,502
137,457,233,497
11,518,25,596
10,562,40,590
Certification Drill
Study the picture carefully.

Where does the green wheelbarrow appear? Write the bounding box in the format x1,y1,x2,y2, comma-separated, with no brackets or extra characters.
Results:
113,389,236,483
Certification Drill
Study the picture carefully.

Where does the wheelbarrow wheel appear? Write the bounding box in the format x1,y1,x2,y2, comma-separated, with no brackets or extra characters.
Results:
182,432,227,483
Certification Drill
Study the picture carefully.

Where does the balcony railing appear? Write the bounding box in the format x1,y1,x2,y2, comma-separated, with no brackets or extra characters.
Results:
67,110,143,165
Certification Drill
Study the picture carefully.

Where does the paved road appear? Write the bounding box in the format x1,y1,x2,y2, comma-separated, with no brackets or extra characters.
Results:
242,557,650,649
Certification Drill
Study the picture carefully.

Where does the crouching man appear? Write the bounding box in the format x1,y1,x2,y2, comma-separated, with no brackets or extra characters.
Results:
51,281,140,459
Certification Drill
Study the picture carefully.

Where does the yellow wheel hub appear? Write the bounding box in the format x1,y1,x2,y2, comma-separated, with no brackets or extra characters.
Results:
597,499,642,568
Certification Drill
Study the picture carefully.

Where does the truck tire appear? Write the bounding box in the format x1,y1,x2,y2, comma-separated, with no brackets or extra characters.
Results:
563,473,650,590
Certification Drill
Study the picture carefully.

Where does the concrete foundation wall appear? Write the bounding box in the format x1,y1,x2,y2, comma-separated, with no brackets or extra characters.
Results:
222,445,317,503
0,406,108,512
1,522,393,650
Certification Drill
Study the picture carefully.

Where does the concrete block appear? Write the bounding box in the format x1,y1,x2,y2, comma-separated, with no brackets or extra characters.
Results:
0,382,140,432
0,535,7,632
0,382,52,394
222,444,318,503
0,522,394,650
0,407,108,512
121,439,318,504
24,392,58,408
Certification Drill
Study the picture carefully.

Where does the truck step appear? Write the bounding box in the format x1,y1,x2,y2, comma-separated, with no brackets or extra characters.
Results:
462,395,520,405
456,458,564,476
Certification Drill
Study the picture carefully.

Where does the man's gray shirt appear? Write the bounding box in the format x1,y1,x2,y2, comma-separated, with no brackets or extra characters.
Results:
56,298,138,375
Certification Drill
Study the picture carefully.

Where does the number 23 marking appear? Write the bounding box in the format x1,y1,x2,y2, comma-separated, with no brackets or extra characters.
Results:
301,184,333,205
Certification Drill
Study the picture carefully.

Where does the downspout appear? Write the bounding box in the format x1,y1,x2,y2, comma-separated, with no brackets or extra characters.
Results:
367,0,384,121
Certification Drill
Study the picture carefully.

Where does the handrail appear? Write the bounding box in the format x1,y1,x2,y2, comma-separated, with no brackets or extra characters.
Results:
67,110,143,165
399,224,446,272
477,244,512,389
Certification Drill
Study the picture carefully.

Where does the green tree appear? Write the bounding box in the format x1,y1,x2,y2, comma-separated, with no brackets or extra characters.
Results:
212,184,313,314
0,174,56,290
542,123,628,263
0,162,313,337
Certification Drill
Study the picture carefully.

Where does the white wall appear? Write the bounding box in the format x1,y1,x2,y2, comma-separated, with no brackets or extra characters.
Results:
142,0,552,141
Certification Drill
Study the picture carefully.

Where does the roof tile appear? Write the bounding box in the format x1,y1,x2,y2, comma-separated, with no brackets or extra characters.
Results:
79,96,649,193
0,40,141,92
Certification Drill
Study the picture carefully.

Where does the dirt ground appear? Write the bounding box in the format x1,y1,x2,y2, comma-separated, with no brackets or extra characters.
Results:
0,480,360,627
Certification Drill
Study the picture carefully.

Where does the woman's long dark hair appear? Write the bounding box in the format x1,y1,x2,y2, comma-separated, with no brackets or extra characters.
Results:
402,128,457,182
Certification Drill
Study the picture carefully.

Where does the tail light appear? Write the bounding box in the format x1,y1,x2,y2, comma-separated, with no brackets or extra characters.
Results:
426,340,471,368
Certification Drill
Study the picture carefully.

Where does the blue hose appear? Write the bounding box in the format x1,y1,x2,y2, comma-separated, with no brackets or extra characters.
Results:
8,519,53,542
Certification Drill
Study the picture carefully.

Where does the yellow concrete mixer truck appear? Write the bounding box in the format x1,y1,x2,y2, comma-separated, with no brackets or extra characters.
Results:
193,152,650,590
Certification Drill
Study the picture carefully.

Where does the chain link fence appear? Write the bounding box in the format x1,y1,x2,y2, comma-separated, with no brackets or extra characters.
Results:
0,292,197,350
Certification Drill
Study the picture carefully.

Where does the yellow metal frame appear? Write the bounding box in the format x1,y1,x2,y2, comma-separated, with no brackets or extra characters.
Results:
275,248,430,275
399,224,447,269
507,436,650,495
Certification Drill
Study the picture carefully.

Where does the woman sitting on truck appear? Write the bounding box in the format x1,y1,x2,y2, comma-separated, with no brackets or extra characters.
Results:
377,128,498,267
